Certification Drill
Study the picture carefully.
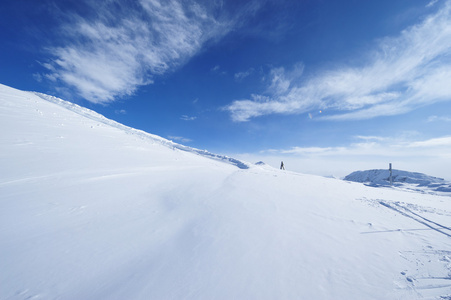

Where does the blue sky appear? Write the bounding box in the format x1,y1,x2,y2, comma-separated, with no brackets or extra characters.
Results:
1,0,451,178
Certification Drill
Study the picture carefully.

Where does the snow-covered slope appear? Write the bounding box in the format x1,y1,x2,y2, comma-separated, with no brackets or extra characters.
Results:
344,169,451,196
34,91,250,170
1,83,450,300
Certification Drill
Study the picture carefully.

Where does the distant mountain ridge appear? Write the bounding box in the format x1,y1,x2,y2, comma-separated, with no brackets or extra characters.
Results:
344,169,451,195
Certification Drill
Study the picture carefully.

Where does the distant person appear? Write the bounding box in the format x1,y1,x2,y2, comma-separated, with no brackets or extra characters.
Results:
280,161,285,170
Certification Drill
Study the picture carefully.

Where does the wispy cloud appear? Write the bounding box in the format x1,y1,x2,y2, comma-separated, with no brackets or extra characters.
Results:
211,65,227,75
181,115,197,121
407,136,451,147
225,1,451,121
234,68,255,81
427,0,439,8
265,135,451,159
211,65,221,72
168,136,193,143
427,115,451,122
353,135,388,142
42,0,238,104
115,109,127,115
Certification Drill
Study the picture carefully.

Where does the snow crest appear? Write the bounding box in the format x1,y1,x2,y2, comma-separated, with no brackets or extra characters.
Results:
34,92,250,170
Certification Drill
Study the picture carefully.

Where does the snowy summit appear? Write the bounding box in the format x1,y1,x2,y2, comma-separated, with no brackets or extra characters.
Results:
345,169,451,196
1,83,451,299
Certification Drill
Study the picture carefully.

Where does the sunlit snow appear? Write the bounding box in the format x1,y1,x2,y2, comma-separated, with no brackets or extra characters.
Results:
1,84,450,299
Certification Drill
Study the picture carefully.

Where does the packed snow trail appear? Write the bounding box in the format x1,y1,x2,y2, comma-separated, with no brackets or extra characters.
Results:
1,84,450,299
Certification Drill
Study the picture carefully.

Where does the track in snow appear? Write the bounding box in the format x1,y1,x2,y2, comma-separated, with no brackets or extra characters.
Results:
378,200,451,238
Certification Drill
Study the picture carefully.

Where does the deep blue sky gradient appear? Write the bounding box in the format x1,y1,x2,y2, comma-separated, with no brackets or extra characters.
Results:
1,0,450,178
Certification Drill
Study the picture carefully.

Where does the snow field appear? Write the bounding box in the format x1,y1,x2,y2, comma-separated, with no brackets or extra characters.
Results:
1,84,450,299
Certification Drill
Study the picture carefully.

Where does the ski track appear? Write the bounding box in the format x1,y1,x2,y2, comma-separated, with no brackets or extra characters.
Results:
372,199,451,298
395,203,451,232
378,200,451,238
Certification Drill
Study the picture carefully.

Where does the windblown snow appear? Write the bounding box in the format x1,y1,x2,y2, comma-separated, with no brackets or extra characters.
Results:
1,83,450,299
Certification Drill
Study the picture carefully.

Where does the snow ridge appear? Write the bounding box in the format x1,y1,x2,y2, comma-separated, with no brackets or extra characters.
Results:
33,92,250,170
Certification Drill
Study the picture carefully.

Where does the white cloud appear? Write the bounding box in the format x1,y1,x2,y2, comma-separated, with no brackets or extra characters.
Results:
115,109,127,115
43,0,236,104
33,73,43,82
181,115,197,121
211,65,227,75
234,68,254,81
271,135,451,158
407,136,451,147
168,136,193,143
225,1,451,121
427,115,451,122
354,135,388,142
427,0,439,7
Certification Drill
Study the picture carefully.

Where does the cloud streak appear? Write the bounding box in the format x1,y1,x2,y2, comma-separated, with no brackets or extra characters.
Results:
181,115,197,121
427,115,451,122
43,0,235,104
274,136,451,158
234,68,255,81
225,1,451,121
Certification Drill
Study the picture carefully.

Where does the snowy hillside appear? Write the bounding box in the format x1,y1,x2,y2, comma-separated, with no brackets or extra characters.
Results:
344,169,451,196
1,83,451,300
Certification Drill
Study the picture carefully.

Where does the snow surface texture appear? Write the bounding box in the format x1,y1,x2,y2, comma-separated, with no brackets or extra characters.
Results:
344,169,451,196
1,83,451,299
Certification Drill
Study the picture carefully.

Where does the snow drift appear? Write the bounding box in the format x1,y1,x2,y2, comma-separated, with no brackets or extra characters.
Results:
1,83,450,300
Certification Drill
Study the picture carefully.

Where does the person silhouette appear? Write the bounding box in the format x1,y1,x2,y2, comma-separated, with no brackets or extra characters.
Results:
280,161,285,170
